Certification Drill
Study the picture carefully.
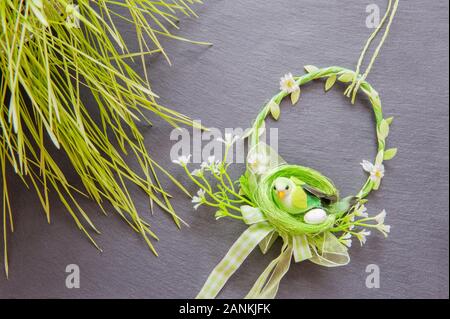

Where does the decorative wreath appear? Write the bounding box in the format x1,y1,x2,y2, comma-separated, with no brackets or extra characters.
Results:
171,0,400,299
174,66,396,299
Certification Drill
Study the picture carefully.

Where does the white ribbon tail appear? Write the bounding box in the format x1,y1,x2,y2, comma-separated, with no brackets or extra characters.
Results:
245,236,294,299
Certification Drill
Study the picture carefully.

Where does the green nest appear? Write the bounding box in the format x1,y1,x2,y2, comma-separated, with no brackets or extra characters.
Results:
252,164,339,235
0,0,205,276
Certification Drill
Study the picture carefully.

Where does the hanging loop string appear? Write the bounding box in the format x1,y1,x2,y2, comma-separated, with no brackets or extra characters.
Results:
346,0,400,103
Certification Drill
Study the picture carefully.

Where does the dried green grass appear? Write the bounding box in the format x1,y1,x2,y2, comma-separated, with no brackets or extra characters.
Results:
0,0,206,276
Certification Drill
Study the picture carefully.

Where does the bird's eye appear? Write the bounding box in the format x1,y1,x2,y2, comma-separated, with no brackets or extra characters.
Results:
285,185,289,190
273,185,277,190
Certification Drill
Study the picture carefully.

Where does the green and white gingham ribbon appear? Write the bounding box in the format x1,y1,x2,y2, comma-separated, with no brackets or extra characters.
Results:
196,206,349,299
196,222,273,299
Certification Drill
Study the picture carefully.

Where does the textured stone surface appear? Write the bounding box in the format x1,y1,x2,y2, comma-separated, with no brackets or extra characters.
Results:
1,0,448,298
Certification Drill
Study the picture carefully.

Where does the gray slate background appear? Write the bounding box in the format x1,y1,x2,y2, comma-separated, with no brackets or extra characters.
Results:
0,0,448,299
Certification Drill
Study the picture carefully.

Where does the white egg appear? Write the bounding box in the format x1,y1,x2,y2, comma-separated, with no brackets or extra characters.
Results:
304,208,327,224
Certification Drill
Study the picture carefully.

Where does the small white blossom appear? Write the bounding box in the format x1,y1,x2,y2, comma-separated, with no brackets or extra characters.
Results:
173,154,191,166
204,156,218,166
191,169,203,177
342,233,352,240
197,189,206,197
248,152,270,175
217,133,240,146
201,156,221,174
349,224,355,231
280,73,299,94
340,233,352,247
361,160,385,183
356,229,371,245
192,189,206,210
378,224,391,234
374,209,387,224
354,204,368,218
342,239,352,248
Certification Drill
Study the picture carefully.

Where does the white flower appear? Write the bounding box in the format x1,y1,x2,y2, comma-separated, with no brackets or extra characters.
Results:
354,204,368,218
217,133,240,146
173,154,191,166
191,169,203,177
340,233,352,247
377,224,391,236
192,189,206,210
197,189,206,198
280,73,299,94
208,156,215,162
376,224,391,237
361,160,385,183
66,4,80,29
341,233,352,240
201,156,221,174
206,156,218,166
356,229,371,245
374,209,387,224
342,239,352,248
247,152,270,175
349,224,355,231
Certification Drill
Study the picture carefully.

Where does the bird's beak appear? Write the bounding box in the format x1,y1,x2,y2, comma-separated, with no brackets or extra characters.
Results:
277,191,286,199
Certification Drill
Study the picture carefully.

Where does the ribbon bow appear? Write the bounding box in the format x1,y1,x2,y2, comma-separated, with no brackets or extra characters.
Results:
196,206,350,299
